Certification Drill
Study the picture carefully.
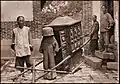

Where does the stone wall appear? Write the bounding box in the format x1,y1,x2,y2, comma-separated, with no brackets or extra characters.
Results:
1,21,32,39
82,1,92,36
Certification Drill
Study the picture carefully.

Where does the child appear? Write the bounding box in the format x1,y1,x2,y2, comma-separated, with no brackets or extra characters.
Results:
39,27,59,80
11,16,33,76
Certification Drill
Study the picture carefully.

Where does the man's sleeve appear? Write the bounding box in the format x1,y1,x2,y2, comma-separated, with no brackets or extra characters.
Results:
12,31,15,43
94,22,99,32
39,38,43,53
53,36,59,52
28,28,32,45
91,22,99,35
11,31,15,50
107,13,115,27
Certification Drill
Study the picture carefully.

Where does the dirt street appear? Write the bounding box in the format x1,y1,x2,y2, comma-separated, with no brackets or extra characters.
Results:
1,59,119,83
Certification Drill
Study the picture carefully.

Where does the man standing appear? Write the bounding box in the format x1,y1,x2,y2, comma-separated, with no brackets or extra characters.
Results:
39,27,59,80
100,5,114,52
89,15,99,57
11,16,33,75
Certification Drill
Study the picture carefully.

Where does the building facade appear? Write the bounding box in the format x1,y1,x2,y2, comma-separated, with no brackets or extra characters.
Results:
1,1,119,60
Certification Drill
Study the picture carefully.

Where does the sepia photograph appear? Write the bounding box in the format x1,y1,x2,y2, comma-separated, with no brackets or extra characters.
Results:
1,0,119,83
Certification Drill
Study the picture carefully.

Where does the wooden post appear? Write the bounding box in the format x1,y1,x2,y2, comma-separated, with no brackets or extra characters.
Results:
13,59,43,81
32,59,35,83
1,60,11,73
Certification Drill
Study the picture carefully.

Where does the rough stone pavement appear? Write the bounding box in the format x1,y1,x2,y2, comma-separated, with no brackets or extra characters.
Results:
1,59,119,83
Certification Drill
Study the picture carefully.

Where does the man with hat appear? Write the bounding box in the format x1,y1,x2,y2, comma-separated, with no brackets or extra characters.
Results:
39,27,59,80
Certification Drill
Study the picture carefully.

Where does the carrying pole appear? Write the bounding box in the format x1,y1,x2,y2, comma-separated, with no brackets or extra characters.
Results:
35,38,91,82
80,38,91,48
9,66,69,74
71,61,84,74
35,55,71,82
13,59,43,81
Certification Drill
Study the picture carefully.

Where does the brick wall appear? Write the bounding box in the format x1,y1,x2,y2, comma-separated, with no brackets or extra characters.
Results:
1,1,93,42
82,1,93,52
32,1,42,39
82,1,92,34
1,21,33,39
1,1,94,57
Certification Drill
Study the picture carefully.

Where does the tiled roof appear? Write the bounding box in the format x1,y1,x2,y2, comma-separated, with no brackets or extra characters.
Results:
45,16,80,27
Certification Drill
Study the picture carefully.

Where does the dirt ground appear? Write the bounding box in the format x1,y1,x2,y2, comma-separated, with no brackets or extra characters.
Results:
1,59,119,83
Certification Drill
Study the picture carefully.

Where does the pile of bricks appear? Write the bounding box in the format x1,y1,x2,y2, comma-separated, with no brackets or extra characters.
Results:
106,42,118,70
84,42,118,71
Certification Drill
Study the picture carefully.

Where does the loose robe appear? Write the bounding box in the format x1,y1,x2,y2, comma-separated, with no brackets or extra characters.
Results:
39,36,59,79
